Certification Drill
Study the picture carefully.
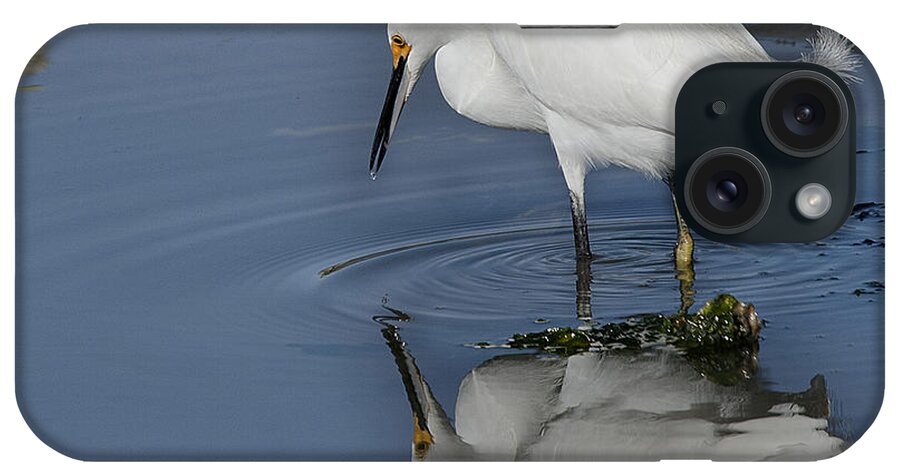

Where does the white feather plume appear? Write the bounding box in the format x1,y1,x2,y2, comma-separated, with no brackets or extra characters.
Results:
801,28,863,84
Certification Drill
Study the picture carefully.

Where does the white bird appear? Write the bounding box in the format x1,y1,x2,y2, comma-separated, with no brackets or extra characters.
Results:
370,24,858,261
383,325,844,461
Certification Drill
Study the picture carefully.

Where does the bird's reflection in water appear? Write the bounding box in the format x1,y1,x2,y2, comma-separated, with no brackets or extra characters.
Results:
376,255,844,461
575,256,593,321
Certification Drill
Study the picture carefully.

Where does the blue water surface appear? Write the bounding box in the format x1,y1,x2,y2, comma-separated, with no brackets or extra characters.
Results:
16,25,884,460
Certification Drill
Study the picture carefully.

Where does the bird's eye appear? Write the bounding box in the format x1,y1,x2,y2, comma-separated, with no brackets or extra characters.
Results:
391,35,405,46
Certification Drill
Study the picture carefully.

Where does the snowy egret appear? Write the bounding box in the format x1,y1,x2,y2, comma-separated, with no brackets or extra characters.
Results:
381,324,843,461
371,24,858,261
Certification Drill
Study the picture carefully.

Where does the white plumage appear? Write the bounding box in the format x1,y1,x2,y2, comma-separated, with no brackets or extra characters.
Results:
426,24,769,185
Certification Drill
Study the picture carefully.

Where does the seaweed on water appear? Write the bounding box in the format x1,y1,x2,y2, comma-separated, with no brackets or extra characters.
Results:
509,327,593,356
506,294,763,385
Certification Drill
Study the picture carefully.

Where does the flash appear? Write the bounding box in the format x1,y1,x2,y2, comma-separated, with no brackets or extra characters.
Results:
795,183,832,220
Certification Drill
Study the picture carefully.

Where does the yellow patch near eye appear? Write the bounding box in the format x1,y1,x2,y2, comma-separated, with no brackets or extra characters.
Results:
390,36,412,69
412,414,433,460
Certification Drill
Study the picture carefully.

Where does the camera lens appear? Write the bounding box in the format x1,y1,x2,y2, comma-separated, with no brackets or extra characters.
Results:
793,104,815,124
761,70,849,157
708,174,747,212
684,147,771,234
716,180,739,203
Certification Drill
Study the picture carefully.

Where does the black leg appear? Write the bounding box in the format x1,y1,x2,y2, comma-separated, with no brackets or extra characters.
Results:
569,191,593,260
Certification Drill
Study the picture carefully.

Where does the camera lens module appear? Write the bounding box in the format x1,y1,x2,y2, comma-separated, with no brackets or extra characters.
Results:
761,70,849,158
684,147,772,235
676,63,856,242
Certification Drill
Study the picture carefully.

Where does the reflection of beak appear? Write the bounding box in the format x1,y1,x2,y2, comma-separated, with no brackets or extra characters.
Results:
370,54,409,177
412,414,434,461
380,321,473,461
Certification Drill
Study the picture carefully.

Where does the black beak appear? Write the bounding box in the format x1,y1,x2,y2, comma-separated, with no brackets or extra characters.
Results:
370,55,408,178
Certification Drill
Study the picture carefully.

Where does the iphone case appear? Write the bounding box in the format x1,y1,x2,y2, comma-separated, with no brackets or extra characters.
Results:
16,24,884,461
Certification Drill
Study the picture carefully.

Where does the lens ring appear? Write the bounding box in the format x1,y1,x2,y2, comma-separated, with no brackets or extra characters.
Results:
761,70,849,158
683,147,772,235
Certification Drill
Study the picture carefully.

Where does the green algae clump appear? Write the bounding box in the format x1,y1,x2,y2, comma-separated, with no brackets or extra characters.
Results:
505,294,764,384
509,327,592,356
659,294,761,349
